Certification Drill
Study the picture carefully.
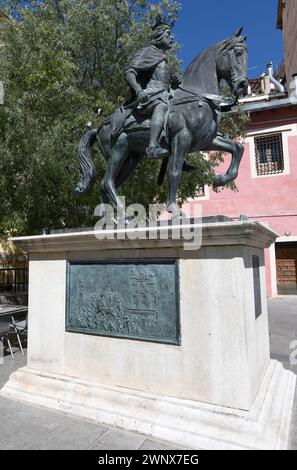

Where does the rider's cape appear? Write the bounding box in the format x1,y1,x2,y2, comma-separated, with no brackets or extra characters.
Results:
125,45,167,74
110,46,169,139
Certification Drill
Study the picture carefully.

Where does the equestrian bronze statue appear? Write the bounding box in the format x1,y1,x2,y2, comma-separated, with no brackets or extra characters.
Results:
75,19,249,218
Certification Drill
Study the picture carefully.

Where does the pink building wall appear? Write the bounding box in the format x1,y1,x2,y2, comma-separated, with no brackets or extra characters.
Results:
183,106,297,297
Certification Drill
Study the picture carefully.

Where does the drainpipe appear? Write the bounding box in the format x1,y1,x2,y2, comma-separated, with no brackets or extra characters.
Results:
267,62,285,93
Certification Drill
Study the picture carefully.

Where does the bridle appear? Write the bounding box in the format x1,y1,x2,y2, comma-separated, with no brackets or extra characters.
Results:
218,39,248,93
172,37,247,110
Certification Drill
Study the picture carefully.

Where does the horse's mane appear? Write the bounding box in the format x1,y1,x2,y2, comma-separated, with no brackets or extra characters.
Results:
184,35,247,78
184,39,225,77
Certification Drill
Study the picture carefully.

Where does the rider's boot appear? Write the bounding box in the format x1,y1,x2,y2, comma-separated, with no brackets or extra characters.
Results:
147,145,169,160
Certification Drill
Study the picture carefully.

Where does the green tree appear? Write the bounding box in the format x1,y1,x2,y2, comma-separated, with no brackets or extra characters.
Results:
0,0,247,236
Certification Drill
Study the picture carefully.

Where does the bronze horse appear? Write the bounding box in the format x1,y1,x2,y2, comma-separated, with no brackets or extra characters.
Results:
75,29,248,218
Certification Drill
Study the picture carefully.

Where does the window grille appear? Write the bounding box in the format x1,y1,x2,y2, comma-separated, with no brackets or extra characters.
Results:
255,133,284,176
196,186,205,197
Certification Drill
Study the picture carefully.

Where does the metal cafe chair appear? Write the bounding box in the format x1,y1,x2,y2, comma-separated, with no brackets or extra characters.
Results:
0,322,15,359
10,314,28,356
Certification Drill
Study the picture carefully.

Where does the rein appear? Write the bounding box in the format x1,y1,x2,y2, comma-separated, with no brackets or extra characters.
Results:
226,48,247,90
172,86,223,108
172,37,247,111
172,86,237,111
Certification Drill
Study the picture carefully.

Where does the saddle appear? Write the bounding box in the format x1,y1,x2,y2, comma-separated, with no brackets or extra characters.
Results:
107,103,151,139
120,92,224,134
107,90,232,139
123,111,151,133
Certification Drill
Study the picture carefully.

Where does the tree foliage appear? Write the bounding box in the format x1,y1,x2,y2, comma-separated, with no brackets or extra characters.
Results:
0,0,247,235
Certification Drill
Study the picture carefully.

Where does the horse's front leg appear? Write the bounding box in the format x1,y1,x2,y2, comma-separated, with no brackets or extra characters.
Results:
206,134,244,188
166,129,192,217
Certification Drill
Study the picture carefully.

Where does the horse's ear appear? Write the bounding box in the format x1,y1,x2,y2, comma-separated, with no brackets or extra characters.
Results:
234,26,243,37
243,35,247,41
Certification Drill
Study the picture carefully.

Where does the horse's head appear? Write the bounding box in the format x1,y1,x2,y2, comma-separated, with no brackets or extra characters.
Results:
216,27,249,99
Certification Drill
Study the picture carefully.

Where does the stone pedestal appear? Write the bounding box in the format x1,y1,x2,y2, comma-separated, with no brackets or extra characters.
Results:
1,221,296,449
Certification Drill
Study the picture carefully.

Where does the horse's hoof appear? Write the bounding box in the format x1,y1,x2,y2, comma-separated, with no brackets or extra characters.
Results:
74,185,83,194
167,204,185,220
213,175,226,188
115,214,135,226
171,213,186,223
97,209,107,219
147,146,169,160
125,215,135,225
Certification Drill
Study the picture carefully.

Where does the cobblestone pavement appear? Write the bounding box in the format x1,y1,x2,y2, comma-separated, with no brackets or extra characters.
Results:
0,297,296,450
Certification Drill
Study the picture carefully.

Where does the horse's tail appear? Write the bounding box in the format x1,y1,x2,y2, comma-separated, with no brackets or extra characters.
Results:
74,128,98,195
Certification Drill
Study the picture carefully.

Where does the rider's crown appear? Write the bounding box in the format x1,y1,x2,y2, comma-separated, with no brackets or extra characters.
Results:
152,14,172,32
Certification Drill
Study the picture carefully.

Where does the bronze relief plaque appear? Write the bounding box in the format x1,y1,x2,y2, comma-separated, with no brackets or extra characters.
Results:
66,260,180,345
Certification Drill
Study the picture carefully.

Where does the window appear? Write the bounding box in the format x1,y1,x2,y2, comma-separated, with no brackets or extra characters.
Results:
196,186,205,197
246,124,293,179
255,133,284,176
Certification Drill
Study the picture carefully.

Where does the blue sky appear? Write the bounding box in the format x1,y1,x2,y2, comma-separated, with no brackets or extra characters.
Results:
14,0,283,79
173,0,283,78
